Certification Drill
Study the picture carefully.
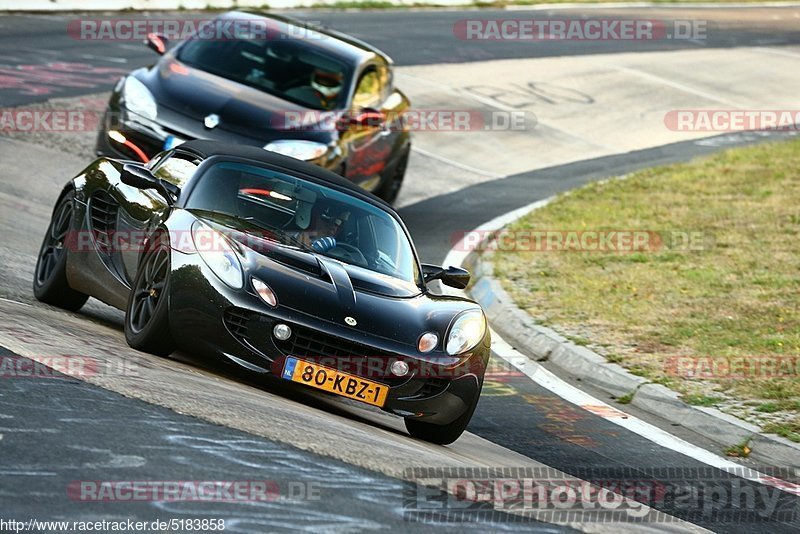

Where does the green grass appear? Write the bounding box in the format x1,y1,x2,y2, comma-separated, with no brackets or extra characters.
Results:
763,419,800,443
492,138,800,434
682,394,724,407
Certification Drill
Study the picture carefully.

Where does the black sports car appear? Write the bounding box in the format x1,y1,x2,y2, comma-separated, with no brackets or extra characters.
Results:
96,11,411,203
34,141,489,444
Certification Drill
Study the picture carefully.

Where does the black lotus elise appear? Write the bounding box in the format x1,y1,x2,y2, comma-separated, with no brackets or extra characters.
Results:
33,140,489,444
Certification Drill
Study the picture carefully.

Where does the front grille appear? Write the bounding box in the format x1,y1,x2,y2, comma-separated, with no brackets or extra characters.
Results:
223,308,252,343
89,191,118,254
277,324,391,360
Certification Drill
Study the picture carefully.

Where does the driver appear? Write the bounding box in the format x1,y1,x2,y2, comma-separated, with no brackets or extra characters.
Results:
302,200,350,253
310,68,344,110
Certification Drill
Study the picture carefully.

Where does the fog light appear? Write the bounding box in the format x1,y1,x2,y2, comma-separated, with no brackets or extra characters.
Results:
418,332,439,353
273,323,292,341
391,360,409,377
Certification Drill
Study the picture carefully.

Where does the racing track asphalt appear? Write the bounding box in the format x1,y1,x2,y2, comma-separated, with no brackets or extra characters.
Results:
2,7,800,532
2,7,800,105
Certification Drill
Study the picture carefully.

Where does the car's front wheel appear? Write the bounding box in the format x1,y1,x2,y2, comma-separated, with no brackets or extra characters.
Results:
404,387,481,445
376,146,409,205
33,191,89,311
124,235,176,356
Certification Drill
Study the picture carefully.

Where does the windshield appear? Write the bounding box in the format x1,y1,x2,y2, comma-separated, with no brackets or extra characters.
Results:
185,161,419,283
177,37,352,111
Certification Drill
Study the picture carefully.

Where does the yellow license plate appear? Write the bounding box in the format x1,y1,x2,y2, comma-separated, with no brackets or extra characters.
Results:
281,356,388,408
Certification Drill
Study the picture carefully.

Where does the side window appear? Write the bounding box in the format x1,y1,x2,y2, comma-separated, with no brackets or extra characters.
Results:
352,68,381,109
153,152,200,188
377,61,391,101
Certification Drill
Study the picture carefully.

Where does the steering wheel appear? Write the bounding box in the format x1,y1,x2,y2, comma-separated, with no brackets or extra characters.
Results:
327,243,368,268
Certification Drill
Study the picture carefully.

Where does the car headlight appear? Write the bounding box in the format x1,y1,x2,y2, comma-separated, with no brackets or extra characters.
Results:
446,310,487,355
264,140,327,161
191,221,243,289
122,76,157,121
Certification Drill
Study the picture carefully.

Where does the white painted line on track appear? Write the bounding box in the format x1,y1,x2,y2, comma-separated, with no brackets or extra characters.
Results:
490,334,800,497
0,297,32,307
456,89,619,152
397,72,618,152
752,46,800,59
79,54,128,63
412,146,504,178
442,196,800,498
609,66,750,108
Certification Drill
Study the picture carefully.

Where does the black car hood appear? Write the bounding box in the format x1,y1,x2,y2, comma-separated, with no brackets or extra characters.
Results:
139,57,336,141
194,214,478,349
201,215,422,298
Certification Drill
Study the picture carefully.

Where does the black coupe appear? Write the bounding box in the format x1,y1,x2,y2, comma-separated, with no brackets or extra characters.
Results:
96,11,411,203
34,141,489,444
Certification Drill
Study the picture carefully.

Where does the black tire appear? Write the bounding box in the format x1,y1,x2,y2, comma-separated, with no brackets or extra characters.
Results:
124,235,176,356
376,146,409,205
33,191,89,311
405,387,481,445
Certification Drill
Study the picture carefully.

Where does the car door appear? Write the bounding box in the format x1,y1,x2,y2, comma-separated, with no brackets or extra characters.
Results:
341,64,399,191
115,150,199,284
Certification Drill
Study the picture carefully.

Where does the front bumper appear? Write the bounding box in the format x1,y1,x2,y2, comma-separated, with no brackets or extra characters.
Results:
168,252,486,425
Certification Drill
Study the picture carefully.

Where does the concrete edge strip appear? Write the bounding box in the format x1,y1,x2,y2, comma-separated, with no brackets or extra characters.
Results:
439,188,800,495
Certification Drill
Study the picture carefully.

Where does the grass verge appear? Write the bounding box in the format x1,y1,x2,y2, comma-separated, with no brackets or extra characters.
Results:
492,138,800,441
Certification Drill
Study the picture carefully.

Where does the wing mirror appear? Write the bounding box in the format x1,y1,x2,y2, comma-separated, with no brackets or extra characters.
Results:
121,164,178,203
145,33,168,55
337,108,386,130
421,264,471,290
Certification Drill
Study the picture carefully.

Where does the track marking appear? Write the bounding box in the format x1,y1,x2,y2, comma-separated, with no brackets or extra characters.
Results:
411,146,504,178
609,65,750,108
0,297,32,307
443,197,800,498
752,46,800,59
397,71,618,152
79,54,128,64
491,336,800,497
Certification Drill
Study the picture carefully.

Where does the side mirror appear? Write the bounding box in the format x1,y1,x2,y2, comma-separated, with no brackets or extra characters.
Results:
121,164,178,203
337,108,385,131
421,264,470,290
145,33,168,55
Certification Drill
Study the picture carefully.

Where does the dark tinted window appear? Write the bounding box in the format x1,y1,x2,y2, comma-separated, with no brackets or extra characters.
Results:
178,38,352,111
185,161,418,283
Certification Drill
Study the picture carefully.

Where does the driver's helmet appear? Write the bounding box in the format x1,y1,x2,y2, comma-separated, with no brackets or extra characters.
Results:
313,199,349,234
311,68,344,100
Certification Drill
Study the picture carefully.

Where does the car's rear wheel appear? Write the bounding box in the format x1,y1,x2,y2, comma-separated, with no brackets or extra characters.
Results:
376,146,409,205
33,191,89,311
404,386,481,445
124,235,175,356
